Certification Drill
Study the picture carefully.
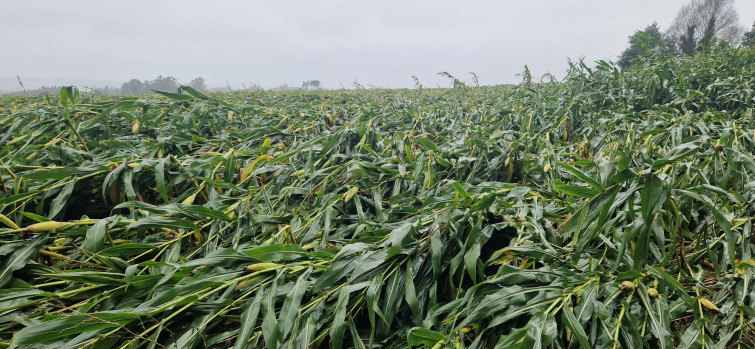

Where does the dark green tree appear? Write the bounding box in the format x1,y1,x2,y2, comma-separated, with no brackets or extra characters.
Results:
301,80,321,90
618,23,669,68
188,77,207,92
679,25,699,55
743,21,755,48
120,79,144,95
147,76,178,92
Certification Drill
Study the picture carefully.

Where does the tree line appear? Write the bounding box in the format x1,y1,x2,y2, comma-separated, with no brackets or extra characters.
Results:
118,76,206,94
619,0,754,68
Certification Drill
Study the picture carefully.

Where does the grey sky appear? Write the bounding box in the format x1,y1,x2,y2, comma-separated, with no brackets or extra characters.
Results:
2,0,754,91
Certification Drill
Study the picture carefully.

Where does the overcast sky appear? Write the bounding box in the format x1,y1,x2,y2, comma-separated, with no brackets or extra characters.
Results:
2,0,754,91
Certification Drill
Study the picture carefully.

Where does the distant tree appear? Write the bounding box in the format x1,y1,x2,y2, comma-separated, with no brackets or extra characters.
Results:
121,79,144,95
678,24,699,55
188,77,207,92
95,86,119,95
271,84,291,91
743,21,755,48
666,0,744,54
246,83,264,92
618,23,671,68
147,75,179,92
301,80,321,90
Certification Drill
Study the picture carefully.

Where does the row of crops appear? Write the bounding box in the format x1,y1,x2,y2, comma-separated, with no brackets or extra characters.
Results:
0,46,754,348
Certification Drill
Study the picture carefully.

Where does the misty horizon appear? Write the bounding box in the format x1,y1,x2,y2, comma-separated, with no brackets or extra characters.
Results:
2,0,754,93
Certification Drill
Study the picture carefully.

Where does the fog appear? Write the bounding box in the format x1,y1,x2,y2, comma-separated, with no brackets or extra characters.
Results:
2,0,754,92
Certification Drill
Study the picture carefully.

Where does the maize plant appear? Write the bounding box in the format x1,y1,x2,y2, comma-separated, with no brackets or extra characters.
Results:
0,46,754,348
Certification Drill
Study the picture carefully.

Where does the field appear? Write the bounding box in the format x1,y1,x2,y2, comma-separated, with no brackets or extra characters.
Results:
0,47,754,348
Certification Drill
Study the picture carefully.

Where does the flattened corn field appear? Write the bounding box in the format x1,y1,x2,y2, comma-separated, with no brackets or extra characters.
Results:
1,48,755,348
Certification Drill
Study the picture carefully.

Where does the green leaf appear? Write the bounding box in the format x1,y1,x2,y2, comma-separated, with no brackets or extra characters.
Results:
198,176,243,191
84,219,108,253
115,201,232,221
385,221,415,258
330,285,350,349
312,256,358,293
470,192,497,211
49,181,76,219
278,268,311,339
171,203,233,221
651,141,700,170
451,181,470,199
609,169,637,185
99,243,157,257
155,156,169,203
178,85,211,100
634,173,667,270
647,266,695,306
234,286,265,349
241,244,308,262
460,285,562,327
407,327,445,347
11,312,138,345
383,266,405,327
494,328,529,349
637,284,672,349
0,234,48,288
42,271,125,285
349,317,367,349
261,276,280,349
404,263,419,321
180,248,251,267
417,137,439,151
59,86,70,107
677,189,735,266
431,234,442,278
519,311,558,348
554,184,598,198
640,173,666,224
127,216,199,230
24,166,103,181
559,161,603,191
0,191,43,206
494,246,561,262
561,304,589,349
366,273,386,337
676,320,703,349
20,211,50,223
101,161,126,202
153,89,194,101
